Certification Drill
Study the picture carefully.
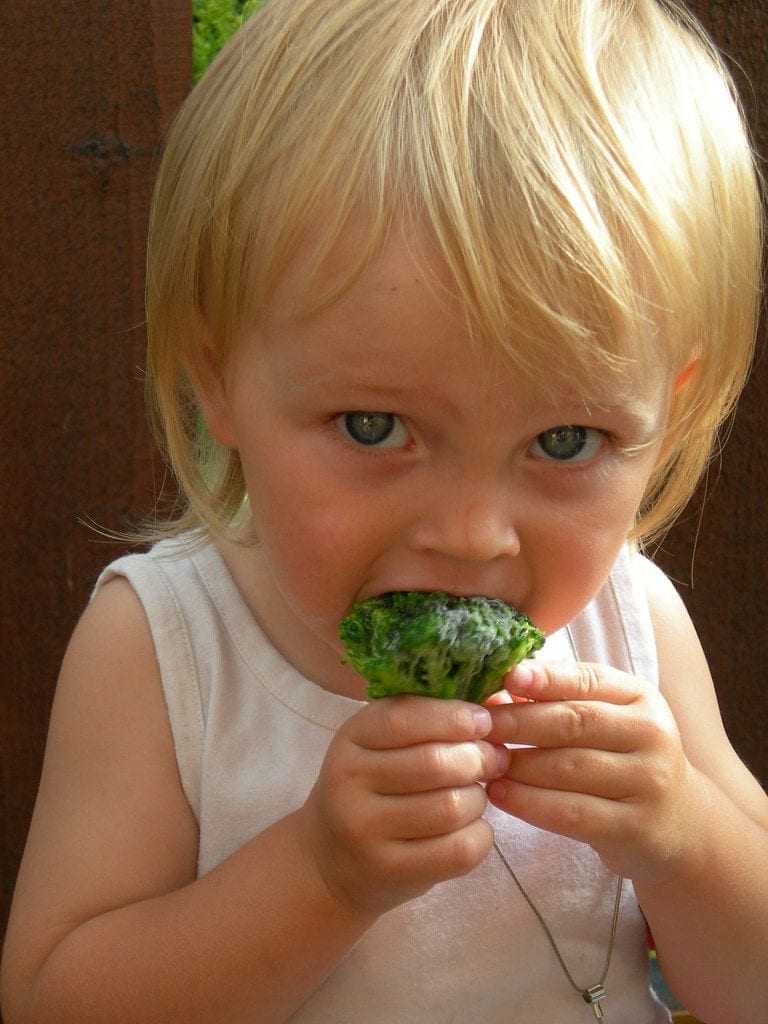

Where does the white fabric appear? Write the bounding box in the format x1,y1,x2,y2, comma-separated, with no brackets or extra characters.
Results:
95,539,671,1022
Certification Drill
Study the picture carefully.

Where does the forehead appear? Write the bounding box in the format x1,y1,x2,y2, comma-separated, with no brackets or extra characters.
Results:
253,220,673,432
259,218,672,405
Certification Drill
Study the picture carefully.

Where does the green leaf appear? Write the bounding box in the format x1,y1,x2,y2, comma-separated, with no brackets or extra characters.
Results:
192,0,264,82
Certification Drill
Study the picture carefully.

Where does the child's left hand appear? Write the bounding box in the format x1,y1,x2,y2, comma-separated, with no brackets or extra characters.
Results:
484,660,696,882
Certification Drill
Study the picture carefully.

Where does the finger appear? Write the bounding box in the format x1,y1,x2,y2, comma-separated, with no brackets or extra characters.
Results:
505,660,645,705
349,695,492,751
484,690,514,706
386,783,489,840
486,775,634,849
393,817,496,886
503,745,639,800
369,740,510,796
486,697,641,753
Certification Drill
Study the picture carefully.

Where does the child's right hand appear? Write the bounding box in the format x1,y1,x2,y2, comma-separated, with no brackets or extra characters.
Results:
298,696,509,916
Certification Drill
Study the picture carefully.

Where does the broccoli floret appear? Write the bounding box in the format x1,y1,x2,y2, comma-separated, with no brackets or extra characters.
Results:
339,591,545,704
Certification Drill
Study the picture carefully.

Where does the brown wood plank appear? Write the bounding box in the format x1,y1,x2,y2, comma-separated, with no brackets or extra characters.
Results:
0,0,191,945
653,0,768,787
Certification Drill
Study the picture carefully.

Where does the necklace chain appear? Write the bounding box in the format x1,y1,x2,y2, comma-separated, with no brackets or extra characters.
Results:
494,624,625,1018
493,840,624,1020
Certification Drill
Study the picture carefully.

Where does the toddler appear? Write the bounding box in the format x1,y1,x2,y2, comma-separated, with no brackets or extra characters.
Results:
2,1,767,1021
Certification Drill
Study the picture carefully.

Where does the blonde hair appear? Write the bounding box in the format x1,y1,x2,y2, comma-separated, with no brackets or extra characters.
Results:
145,0,763,545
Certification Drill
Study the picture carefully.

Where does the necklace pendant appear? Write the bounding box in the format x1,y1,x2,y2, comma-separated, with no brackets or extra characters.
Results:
582,984,606,1019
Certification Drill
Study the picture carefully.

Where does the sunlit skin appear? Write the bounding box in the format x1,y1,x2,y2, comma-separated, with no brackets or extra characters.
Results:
201,226,670,701
193,224,710,906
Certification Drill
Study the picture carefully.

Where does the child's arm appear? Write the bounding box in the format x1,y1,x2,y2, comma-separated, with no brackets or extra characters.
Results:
485,563,768,1024
0,579,505,1024
630,562,768,1024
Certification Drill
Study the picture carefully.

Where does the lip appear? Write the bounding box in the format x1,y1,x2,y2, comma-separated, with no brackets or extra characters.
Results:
361,586,520,607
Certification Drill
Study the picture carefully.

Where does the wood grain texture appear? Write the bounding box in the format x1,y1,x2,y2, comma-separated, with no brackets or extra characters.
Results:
0,0,191,944
652,0,768,787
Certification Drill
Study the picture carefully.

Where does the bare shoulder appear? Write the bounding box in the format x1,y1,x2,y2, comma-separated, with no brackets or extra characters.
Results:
637,555,767,818
2,576,199,993
634,554,712,695
42,575,191,809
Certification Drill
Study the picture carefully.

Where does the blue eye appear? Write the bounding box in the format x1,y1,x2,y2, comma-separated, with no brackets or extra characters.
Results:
530,425,603,463
336,412,410,449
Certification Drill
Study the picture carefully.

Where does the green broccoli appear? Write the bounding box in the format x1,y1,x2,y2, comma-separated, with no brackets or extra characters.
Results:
339,591,545,704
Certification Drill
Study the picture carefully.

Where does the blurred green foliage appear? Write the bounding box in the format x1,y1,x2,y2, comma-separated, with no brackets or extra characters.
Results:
193,0,263,81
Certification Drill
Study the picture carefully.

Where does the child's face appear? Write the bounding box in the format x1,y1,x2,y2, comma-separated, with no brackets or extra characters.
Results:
204,227,672,697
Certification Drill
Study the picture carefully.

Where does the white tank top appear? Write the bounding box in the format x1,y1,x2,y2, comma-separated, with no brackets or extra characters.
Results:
96,538,671,1022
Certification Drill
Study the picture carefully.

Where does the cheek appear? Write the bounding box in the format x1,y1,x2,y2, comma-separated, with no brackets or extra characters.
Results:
521,479,645,635
526,543,615,637
244,463,391,612
250,483,347,565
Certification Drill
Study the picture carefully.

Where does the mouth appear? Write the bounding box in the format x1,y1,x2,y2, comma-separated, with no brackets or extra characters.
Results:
362,588,520,612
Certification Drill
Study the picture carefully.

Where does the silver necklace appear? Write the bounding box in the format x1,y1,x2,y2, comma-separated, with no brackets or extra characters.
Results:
496,626,625,1019
493,841,624,1019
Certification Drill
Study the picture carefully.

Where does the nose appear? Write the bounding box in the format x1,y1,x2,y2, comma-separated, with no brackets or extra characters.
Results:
407,479,521,564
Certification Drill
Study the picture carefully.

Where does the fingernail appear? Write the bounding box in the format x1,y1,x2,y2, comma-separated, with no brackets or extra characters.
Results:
513,661,535,691
473,707,492,735
495,745,511,774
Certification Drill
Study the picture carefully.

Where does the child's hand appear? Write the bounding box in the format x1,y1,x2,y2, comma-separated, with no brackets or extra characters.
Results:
298,697,510,916
484,661,695,882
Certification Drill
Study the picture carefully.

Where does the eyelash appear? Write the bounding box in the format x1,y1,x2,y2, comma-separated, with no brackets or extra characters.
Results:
529,425,606,464
334,412,411,450
333,412,612,466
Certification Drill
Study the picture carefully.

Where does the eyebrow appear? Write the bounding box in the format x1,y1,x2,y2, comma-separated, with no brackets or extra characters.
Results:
280,370,409,395
275,353,668,440
277,361,463,407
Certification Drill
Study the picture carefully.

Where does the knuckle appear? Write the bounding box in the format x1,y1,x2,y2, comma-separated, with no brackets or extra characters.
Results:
449,701,480,738
573,662,602,699
379,696,416,741
638,716,666,750
559,702,592,743
417,741,449,779
440,783,486,828
448,820,494,876
643,763,672,803
419,741,486,785
478,741,502,779
438,786,464,823
461,741,487,780
557,748,583,778
655,708,680,746
642,746,680,796
636,703,679,754
557,795,587,835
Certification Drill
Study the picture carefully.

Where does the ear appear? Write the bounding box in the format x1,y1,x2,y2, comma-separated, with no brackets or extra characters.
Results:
185,345,238,449
673,357,700,394
653,357,701,467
